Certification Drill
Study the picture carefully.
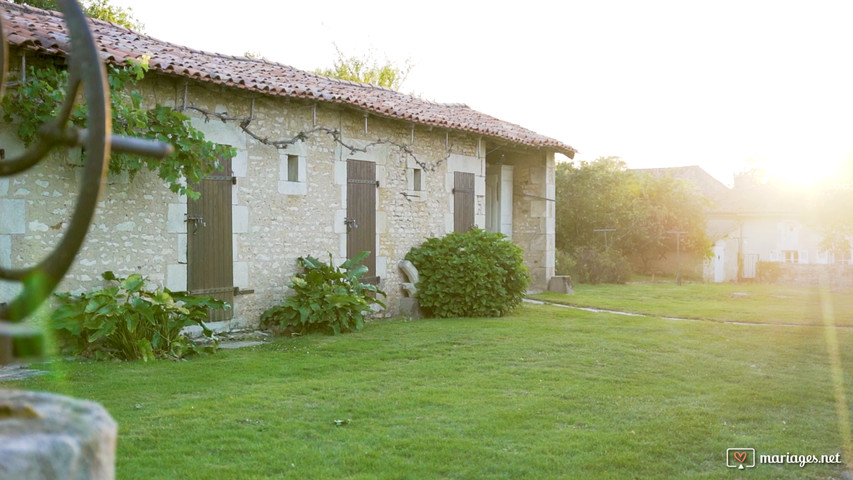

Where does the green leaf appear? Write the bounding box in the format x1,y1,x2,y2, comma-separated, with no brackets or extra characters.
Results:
84,294,118,316
126,312,140,333
152,290,174,305
50,305,85,335
299,256,323,270
87,321,116,343
347,264,368,279
121,274,145,293
137,339,154,362
341,251,370,270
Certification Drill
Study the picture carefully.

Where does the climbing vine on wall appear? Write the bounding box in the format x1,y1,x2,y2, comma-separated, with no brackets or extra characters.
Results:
183,102,454,173
1,57,236,199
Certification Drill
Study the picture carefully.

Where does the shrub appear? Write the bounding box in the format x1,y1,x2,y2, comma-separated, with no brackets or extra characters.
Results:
405,229,529,318
260,252,386,335
566,247,631,284
555,249,576,275
50,271,226,361
756,261,782,283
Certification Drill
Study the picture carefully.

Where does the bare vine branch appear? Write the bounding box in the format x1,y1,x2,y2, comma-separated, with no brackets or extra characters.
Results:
179,103,451,172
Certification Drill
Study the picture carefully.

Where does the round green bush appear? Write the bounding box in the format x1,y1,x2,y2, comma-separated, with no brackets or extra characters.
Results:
405,229,529,318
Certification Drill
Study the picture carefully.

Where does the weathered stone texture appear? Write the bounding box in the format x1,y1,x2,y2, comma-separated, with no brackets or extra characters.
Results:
510,151,556,290
776,264,853,291
0,72,555,326
0,389,117,480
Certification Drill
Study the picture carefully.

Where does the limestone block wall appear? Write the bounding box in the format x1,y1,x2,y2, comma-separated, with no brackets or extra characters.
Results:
775,264,853,290
510,151,556,290
0,68,554,326
0,129,178,304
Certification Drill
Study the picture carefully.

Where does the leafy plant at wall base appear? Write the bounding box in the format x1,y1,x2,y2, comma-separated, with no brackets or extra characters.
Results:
405,229,530,318
50,271,226,361
260,252,386,336
1,59,236,199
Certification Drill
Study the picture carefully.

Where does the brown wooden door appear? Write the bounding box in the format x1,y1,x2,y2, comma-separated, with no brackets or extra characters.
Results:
187,158,234,321
347,159,377,282
454,171,475,233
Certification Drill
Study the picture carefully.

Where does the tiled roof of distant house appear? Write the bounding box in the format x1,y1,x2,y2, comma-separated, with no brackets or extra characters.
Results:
632,165,810,216
631,165,731,208
0,1,576,157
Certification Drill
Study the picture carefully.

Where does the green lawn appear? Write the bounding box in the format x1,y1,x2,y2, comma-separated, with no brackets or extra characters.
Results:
532,282,853,326
4,288,853,479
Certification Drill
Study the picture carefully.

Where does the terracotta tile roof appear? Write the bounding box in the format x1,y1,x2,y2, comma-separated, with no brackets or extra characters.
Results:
0,2,576,157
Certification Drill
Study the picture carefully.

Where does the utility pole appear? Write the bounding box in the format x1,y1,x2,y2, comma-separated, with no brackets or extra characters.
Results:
667,230,688,285
735,221,745,282
593,228,616,250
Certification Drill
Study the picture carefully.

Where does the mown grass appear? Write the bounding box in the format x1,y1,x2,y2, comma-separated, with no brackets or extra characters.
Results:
5,298,853,479
531,282,853,326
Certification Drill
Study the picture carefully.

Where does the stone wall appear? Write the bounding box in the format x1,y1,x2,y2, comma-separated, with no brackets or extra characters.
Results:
0,131,177,303
156,77,488,325
0,66,555,327
775,264,853,291
509,150,556,290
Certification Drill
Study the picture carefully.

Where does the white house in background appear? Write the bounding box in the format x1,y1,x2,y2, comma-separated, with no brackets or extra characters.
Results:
632,166,845,283
703,172,840,283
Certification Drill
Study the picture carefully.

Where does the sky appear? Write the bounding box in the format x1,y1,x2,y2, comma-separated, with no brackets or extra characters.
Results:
108,0,853,187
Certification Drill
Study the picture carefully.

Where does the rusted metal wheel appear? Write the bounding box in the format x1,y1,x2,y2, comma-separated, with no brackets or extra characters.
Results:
0,0,111,325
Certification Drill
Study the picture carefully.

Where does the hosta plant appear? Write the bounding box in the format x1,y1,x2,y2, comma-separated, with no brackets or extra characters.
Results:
261,252,386,335
50,271,226,361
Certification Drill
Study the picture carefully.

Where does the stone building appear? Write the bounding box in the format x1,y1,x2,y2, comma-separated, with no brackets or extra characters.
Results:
0,2,575,328
703,171,839,284
634,166,850,285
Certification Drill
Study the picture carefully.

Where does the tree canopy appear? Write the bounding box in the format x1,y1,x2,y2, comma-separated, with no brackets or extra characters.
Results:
12,0,143,31
313,44,412,91
814,188,853,260
555,157,711,279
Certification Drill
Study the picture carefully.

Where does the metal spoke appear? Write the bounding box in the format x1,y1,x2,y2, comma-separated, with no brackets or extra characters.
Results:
0,0,172,361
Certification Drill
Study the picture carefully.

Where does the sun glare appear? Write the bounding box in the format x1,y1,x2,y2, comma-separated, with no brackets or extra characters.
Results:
766,160,825,188
745,153,852,190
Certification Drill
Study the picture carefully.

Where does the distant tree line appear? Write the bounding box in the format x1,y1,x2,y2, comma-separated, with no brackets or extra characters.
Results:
555,157,711,283
313,44,412,91
12,0,143,30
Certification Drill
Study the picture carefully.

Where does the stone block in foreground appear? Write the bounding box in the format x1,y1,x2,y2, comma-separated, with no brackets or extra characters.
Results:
0,389,117,480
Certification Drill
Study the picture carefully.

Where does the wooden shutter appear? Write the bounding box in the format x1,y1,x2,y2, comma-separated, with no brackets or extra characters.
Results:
187,157,234,321
453,171,475,233
347,159,377,282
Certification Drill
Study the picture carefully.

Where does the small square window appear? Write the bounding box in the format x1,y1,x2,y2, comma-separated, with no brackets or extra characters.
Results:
287,155,299,182
413,168,422,191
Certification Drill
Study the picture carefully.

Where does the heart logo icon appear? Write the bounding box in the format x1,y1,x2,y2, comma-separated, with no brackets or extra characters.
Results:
733,451,748,463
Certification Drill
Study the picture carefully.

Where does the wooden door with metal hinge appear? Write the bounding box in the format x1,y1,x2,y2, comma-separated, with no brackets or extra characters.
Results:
346,159,378,284
453,171,475,233
187,157,235,321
